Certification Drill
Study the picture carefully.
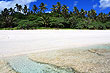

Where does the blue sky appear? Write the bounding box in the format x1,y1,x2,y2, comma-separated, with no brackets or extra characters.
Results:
0,0,110,14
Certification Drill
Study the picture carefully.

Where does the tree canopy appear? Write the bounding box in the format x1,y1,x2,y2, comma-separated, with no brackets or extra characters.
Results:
0,2,110,30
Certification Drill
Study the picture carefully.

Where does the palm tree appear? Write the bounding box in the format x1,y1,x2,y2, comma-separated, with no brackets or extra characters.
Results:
15,4,19,12
51,5,57,13
27,9,31,15
39,3,47,13
23,5,28,15
56,2,61,14
41,15,50,27
97,12,107,22
15,4,22,12
80,9,85,18
1,8,9,17
87,11,91,18
9,8,15,15
91,9,97,19
18,5,22,12
73,7,79,15
61,5,69,18
32,5,38,13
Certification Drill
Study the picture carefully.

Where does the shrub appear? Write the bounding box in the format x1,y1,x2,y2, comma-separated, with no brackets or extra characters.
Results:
90,21,106,30
105,22,110,29
17,20,37,29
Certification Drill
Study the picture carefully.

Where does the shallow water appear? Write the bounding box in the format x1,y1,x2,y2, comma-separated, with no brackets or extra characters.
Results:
6,56,75,73
6,44,110,73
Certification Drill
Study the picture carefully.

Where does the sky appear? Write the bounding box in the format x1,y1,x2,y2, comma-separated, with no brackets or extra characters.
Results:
0,0,110,14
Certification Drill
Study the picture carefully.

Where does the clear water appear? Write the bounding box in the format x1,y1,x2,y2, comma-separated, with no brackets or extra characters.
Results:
6,44,110,73
7,56,76,73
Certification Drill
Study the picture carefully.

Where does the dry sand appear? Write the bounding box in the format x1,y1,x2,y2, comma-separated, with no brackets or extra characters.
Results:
0,30,110,57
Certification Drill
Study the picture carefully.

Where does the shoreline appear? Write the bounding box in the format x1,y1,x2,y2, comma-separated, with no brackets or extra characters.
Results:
0,44,110,73
28,47,110,73
0,30,110,73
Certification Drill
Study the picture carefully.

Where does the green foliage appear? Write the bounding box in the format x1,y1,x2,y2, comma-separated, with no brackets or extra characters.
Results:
17,20,39,29
0,2,110,30
68,17,77,28
105,22,110,29
27,14,38,21
90,21,106,30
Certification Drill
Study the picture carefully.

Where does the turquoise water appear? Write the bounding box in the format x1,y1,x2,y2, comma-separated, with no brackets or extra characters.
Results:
7,56,76,73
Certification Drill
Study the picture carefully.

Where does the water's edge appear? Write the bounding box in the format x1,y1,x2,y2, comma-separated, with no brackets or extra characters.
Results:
6,56,78,73
4,44,110,73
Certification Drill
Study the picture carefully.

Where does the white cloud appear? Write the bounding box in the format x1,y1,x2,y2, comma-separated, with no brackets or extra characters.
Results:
99,0,110,9
74,1,78,6
0,0,37,11
93,3,97,9
45,11,51,13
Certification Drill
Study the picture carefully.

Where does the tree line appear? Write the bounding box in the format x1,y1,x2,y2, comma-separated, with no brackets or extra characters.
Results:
0,2,110,29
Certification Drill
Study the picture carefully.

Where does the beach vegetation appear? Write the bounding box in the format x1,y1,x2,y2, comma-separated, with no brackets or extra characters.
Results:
0,2,110,29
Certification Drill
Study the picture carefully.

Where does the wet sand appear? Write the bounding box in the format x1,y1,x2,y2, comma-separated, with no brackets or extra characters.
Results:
0,59,16,73
28,48,110,73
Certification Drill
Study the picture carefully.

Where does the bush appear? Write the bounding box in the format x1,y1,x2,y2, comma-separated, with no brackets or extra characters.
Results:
90,21,106,30
105,22,110,29
17,20,38,29
27,14,39,21
50,17,65,28
68,17,77,28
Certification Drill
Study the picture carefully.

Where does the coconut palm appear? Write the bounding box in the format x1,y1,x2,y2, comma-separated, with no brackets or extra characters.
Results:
51,5,57,13
23,5,28,15
9,8,15,15
1,8,9,17
32,5,38,13
18,5,22,12
61,5,69,18
80,9,85,18
15,4,19,12
91,9,97,19
56,2,61,14
39,3,47,13
73,7,79,15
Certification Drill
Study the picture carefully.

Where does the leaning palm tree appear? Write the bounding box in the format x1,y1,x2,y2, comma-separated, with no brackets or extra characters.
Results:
39,3,47,13
32,5,38,13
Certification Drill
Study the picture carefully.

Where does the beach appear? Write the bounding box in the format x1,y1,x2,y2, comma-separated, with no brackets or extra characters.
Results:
0,59,16,73
0,30,110,73
0,30,110,57
28,48,110,73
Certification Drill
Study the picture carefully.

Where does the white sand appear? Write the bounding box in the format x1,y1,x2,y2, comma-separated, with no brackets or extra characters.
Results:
0,30,110,57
